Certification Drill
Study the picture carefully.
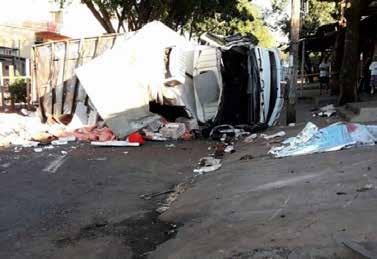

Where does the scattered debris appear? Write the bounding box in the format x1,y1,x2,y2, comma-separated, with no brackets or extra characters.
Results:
288,123,296,127
313,104,337,118
240,154,254,161
261,131,286,140
143,130,168,141
0,113,63,148
224,145,235,153
160,123,186,140
61,151,68,155
193,157,222,175
243,134,258,143
20,141,40,148
356,184,374,193
73,22,283,138
91,141,140,147
51,140,68,146
165,144,176,148
34,148,43,153
128,132,145,145
213,143,226,158
14,147,22,153
210,125,238,141
175,117,199,132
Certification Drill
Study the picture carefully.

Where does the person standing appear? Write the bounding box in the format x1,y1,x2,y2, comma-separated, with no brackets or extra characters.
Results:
319,57,330,95
369,56,377,94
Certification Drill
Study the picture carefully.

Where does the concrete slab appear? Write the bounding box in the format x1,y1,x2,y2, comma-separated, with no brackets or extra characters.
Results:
338,101,377,123
152,125,377,259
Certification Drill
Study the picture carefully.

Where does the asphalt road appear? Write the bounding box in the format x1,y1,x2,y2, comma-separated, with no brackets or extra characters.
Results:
2,118,377,259
0,140,210,259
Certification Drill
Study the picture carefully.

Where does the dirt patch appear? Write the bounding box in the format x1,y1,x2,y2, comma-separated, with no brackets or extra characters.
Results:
55,212,179,259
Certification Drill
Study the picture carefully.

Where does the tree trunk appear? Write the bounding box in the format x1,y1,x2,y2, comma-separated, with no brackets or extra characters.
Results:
287,0,301,124
331,0,346,95
82,0,115,33
338,0,362,104
331,30,345,95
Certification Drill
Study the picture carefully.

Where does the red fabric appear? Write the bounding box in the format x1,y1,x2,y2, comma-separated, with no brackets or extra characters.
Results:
128,132,145,145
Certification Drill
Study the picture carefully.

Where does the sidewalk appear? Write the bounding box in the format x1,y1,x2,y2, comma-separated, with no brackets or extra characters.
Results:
149,95,377,258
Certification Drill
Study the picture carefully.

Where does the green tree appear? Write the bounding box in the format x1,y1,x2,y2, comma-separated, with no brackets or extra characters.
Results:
268,0,338,37
193,0,276,47
58,0,276,47
76,0,243,33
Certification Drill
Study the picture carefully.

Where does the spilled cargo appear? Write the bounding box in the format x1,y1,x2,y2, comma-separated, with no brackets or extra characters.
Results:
31,21,284,140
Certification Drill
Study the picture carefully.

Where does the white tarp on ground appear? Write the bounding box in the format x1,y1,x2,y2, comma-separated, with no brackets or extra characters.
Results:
269,122,377,158
75,21,195,138
0,113,64,147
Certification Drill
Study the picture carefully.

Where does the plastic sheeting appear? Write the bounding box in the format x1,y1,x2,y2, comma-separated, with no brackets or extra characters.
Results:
269,122,377,158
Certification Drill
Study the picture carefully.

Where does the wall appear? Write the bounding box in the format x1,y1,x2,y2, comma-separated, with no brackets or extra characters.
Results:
0,0,106,59
0,23,48,59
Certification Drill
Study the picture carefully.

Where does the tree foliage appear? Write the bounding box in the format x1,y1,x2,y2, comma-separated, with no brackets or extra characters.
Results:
302,0,338,35
57,0,276,47
75,0,244,33
192,0,276,47
268,0,338,37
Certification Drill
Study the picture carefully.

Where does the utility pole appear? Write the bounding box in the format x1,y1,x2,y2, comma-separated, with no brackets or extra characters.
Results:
287,0,301,124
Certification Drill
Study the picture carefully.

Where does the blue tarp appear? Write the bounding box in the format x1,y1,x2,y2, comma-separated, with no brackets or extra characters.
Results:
270,123,356,158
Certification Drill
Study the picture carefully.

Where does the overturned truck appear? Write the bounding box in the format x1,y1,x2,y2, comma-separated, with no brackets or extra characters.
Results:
32,22,283,137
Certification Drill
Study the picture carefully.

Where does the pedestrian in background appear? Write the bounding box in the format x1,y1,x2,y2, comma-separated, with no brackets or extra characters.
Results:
319,57,330,95
369,56,377,95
